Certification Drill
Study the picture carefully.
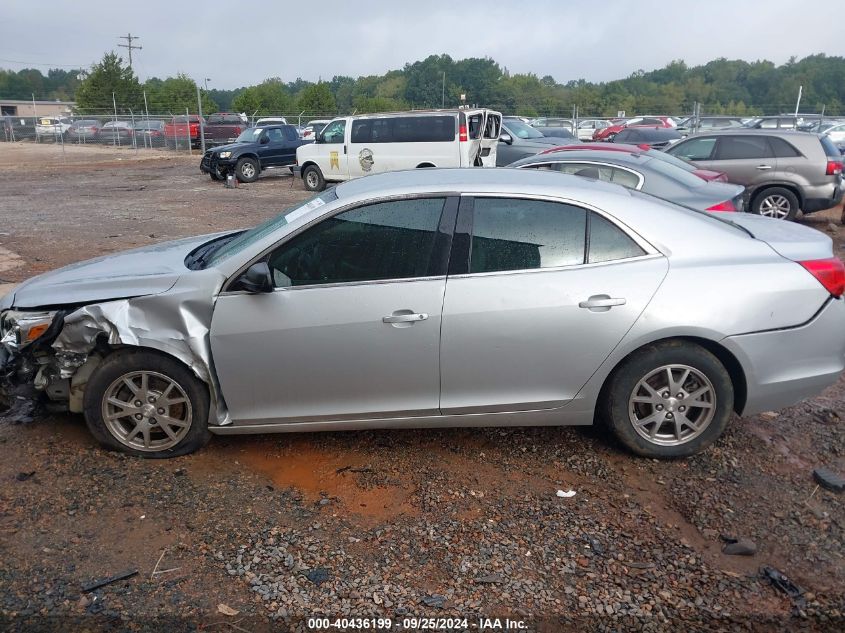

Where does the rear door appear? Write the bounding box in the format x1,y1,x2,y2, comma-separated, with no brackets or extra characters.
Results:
705,135,777,187
439,195,667,414
479,110,501,166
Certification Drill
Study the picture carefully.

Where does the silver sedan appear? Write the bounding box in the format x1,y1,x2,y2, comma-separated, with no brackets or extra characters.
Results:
1,169,844,459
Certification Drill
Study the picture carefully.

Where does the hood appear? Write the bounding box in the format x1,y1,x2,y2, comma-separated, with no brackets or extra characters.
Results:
210,141,246,153
7,233,228,309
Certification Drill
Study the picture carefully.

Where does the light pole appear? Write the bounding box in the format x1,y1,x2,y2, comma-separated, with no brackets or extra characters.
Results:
204,78,211,92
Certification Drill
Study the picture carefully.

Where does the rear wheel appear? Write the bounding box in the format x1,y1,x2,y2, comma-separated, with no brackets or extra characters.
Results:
752,187,799,221
83,349,211,458
600,341,734,458
302,165,325,191
236,157,259,183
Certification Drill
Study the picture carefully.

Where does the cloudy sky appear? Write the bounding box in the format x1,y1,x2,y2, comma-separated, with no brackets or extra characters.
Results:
1,0,841,88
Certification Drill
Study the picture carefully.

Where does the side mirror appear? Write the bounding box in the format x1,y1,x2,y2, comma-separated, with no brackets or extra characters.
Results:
314,133,323,144
235,262,274,293
260,135,270,145
499,133,513,145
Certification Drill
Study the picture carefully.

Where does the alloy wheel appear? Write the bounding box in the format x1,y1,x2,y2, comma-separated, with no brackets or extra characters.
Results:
758,194,791,219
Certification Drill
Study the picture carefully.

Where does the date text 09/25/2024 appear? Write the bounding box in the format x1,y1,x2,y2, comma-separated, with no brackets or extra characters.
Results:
307,617,529,630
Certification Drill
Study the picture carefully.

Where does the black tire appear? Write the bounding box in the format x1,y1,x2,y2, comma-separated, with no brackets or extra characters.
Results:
209,170,223,181
236,157,259,183
83,348,211,458
302,164,326,191
751,187,799,221
599,341,734,459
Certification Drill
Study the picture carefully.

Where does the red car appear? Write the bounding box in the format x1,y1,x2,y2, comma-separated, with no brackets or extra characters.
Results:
593,116,675,141
164,115,205,149
540,143,728,182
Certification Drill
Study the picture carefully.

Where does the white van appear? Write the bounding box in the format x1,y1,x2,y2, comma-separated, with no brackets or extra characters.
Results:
294,109,502,191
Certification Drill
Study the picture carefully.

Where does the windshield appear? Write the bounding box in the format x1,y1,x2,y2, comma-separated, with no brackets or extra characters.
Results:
236,127,264,142
203,189,339,268
644,155,707,188
504,120,544,139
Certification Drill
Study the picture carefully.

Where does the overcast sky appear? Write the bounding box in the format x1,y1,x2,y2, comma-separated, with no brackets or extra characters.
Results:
1,0,841,89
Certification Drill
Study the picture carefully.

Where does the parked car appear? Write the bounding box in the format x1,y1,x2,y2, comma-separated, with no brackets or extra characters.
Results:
820,122,845,145
35,117,72,140
2,168,843,460
301,119,330,140
612,127,682,149
529,117,574,131
496,119,578,166
98,121,135,145
575,119,611,140
133,120,167,147
676,116,744,136
593,116,675,141
2,116,38,141
510,149,745,212
295,109,502,191
205,113,249,146
539,143,729,182
164,115,205,149
665,130,844,220
200,124,310,182
255,117,288,126
66,119,102,142
742,116,800,130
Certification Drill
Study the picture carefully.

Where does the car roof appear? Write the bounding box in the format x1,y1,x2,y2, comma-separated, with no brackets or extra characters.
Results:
690,129,811,137
333,166,630,201
512,149,652,169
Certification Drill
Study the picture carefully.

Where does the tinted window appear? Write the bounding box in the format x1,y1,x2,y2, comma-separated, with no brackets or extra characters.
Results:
637,118,664,126
643,157,707,188
669,136,716,161
769,136,800,157
267,197,445,286
267,128,284,143
588,213,646,263
715,136,773,160
283,126,298,141
470,198,587,273
351,116,455,143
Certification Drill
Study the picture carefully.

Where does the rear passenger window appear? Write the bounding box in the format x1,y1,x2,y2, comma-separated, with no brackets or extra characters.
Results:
769,137,801,157
470,198,587,273
588,213,646,263
715,136,773,160
283,126,298,141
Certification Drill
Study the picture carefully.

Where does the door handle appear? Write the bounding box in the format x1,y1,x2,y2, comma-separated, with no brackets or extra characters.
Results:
756,164,773,170
382,312,428,323
579,295,626,311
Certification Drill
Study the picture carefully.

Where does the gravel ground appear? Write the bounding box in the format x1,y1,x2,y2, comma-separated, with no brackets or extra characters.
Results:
0,143,843,632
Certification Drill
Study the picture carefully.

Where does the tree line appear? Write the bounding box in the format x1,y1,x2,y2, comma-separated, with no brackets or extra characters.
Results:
2,52,843,117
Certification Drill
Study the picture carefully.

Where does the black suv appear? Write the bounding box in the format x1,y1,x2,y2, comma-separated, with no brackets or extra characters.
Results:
200,124,311,183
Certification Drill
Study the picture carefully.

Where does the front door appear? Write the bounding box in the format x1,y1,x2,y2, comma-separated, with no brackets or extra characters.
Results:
316,119,348,181
256,127,288,167
439,196,667,414
210,196,456,425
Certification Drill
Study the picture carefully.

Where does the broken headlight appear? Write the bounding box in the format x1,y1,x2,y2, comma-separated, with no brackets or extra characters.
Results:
0,310,58,351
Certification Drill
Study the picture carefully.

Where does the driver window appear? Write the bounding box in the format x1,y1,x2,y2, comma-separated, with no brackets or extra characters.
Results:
268,128,284,143
266,197,446,287
321,120,346,144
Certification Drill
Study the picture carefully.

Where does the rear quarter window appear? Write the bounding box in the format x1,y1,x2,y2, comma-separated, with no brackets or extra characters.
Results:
769,137,801,157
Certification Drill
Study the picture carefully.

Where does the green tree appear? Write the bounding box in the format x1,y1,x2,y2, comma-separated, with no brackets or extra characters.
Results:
231,78,291,115
297,82,336,115
144,74,216,114
75,52,143,113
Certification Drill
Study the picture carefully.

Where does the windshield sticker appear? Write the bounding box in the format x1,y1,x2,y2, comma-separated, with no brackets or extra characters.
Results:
286,197,326,223
359,148,374,172
329,151,339,170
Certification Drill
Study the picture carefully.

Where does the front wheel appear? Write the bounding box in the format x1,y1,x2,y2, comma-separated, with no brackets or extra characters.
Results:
752,187,799,221
302,165,326,191
83,349,211,458
236,157,259,183
599,341,734,458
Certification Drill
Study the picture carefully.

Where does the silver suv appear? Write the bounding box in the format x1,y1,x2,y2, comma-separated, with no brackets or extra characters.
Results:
665,130,843,220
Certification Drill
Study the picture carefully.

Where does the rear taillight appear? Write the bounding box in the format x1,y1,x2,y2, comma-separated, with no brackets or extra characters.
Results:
459,124,467,142
799,258,845,297
826,160,842,176
706,199,737,212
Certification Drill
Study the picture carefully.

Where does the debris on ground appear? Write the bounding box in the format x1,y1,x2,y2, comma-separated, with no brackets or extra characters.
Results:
760,565,805,608
217,603,240,616
420,595,446,608
813,466,845,492
15,471,35,481
304,568,330,585
80,569,138,593
556,489,576,498
720,535,758,556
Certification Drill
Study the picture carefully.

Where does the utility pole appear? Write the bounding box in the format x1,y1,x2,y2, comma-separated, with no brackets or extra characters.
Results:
118,33,142,68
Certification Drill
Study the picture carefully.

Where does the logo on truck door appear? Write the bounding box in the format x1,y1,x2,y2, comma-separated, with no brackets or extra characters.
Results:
329,151,339,170
359,148,374,172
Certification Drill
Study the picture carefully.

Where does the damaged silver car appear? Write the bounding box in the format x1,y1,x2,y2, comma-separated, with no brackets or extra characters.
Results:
2,168,844,459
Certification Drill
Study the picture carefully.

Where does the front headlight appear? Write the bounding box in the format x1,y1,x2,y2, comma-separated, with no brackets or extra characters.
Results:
218,151,232,159
0,310,58,351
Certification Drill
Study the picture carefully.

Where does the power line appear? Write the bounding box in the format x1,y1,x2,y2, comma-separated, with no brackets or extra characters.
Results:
118,33,142,68
0,57,86,68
